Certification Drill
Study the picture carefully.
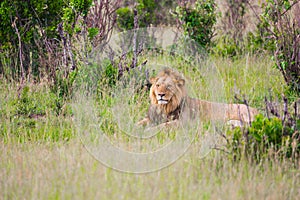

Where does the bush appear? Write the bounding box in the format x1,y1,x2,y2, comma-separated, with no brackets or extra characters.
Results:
227,103,300,160
0,0,65,78
12,86,57,117
213,0,248,57
116,0,157,30
116,7,134,30
101,59,118,87
174,0,217,49
213,36,241,58
248,0,300,93
0,83,74,142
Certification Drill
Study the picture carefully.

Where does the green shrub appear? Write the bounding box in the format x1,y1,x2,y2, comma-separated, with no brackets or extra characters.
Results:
12,86,57,117
116,7,134,30
213,36,242,58
0,0,65,77
101,59,118,87
116,0,157,30
228,114,300,160
62,0,93,34
246,0,300,93
174,0,216,49
137,0,157,27
0,83,74,142
213,0,248,57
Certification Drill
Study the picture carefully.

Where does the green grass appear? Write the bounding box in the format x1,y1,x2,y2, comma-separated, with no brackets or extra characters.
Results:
0,81,73,143
1,54,299,199
1,140,299,199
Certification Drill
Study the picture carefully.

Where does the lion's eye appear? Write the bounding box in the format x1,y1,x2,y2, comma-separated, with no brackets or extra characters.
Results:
156,84,160,87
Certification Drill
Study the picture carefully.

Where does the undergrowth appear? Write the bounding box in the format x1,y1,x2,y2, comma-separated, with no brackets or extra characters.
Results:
0,82,73,143
0,54,298,157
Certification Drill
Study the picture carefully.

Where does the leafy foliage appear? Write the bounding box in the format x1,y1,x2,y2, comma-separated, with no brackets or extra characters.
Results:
62,0,93,35
248,0,300,93
0,0,64,77
116,7,134,30
174,0,217,49
213,0,248,57
228,112,299,160
0,84,73,142
116,0,157,30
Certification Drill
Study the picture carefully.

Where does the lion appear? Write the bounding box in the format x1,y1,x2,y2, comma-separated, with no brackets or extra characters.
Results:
138,68,259,127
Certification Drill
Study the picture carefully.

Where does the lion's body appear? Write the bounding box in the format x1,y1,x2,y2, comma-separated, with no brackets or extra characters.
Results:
138,68,258,126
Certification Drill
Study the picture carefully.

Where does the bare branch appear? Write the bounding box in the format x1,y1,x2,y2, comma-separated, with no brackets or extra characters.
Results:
211,145,230,154
281,0,300,16
282,95,289,124
12,17,25,83
132,6,138,69
86,0,121,47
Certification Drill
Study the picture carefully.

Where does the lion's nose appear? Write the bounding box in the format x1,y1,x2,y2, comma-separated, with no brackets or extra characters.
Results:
158,93,165,98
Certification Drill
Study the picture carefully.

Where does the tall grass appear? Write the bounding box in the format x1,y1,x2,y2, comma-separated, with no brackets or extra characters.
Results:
0,81,73,143
1,140,299,199
1,54,298,199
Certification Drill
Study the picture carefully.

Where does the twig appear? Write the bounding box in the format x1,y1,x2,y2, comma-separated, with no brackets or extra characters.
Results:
281,0,300,17
265,93,281,118
243,97,252,127
57,23,76,78
234,95,244,127
12,17,25,83
66,34,76,72
282,95,288,124
246,0,277,37
294,99,298,120
132,6,138,69
265,96,270,119
57,23,68,73
219,132,230,145
211,145,230,154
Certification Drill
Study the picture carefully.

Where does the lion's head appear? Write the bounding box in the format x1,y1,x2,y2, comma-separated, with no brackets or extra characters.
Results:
149,68,187,114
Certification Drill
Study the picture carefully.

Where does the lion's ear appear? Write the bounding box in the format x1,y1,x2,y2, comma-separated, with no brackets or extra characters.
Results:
177,78,185,87
150,77,157,84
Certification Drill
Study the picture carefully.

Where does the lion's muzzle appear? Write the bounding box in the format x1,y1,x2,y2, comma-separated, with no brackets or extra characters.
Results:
157,93,169,104
158,99,168,104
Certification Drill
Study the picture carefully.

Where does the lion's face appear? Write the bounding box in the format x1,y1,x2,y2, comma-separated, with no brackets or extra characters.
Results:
151,76,181,104
149,69,186,113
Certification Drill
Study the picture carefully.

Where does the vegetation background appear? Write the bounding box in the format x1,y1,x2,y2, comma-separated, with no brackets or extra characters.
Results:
0,0,300,199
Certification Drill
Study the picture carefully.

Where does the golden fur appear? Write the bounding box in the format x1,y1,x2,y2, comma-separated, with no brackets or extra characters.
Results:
138,68,259,126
